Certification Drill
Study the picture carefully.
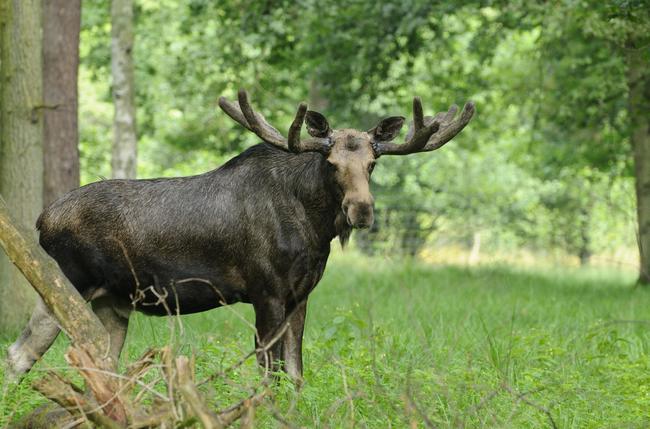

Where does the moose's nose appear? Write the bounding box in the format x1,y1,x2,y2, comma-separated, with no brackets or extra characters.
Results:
342,197,374,229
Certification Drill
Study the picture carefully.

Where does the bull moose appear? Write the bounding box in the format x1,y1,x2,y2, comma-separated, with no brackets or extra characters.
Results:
6,89,474,383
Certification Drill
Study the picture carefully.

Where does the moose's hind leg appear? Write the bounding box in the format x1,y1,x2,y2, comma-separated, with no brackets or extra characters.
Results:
91,295,131,366
5,298,60,382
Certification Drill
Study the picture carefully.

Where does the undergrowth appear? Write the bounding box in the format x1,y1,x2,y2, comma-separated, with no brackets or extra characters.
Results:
1,254,648,428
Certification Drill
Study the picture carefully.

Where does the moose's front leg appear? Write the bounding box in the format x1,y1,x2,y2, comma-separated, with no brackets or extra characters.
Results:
283,299,307,385
253,298,285,373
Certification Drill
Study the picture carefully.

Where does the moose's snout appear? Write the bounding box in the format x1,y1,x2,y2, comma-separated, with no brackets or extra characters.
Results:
342,197,374,229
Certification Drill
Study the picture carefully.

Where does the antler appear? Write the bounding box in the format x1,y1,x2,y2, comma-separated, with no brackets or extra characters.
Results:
218,89,332,154
375,97,475,156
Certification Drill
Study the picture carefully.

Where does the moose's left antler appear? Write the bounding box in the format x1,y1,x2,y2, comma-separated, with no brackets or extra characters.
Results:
219,89,332,154
374,97,475,156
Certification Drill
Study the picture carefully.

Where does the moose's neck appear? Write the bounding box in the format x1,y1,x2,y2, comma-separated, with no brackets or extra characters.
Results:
228,144,350,246
273,148,348,245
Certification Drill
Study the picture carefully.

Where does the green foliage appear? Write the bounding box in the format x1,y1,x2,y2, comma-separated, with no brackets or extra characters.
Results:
2,255,649,427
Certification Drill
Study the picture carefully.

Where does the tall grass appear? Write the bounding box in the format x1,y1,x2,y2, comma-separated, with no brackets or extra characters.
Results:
1,253,649,427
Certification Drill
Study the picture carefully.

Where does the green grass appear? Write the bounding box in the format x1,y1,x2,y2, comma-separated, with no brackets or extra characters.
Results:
2,253,650,427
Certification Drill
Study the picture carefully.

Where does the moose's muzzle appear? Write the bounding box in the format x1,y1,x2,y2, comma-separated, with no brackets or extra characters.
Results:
342,197,374,229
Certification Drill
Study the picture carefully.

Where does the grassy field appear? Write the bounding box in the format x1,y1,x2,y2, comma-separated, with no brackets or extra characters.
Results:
1,253,649,428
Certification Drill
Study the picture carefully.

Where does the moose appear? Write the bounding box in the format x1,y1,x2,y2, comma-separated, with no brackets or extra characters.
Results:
6,89,474,383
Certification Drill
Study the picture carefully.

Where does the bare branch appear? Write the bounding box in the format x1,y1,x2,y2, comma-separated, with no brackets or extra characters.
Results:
216,390,267,427
502,384,558,429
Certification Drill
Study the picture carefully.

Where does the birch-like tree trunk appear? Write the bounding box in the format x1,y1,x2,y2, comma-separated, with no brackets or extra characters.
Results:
42,0,81,207
111,0,137,179
628,41,650,285
0,0,43,331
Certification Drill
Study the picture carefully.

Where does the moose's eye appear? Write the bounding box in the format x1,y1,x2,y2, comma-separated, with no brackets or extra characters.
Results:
368,162,376,173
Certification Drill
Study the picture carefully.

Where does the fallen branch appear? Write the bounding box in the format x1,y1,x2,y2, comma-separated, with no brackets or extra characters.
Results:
65,346,128,424
31,371,124,429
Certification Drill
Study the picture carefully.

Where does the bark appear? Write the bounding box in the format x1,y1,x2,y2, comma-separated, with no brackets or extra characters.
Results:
0,198,111,361
0,0,43,331
111,0,137,179
627,41,650,285
63,347,128,424
42,0,81,207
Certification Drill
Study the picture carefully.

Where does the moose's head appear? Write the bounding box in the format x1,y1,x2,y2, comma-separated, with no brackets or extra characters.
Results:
219,90,475,229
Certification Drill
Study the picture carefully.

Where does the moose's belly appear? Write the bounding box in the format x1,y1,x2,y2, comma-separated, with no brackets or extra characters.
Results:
133,277,248,316
119,259,250,316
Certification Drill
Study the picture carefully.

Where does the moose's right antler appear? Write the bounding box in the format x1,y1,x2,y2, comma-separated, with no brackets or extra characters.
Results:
374,97,475,156
219,89,332,154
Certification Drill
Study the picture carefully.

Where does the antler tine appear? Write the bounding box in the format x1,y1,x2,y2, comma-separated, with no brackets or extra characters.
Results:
288,101,332,153
441,104,459,124
218,92,286,146
288,102,308,152
422,101,475,151
413,96,425,131
218,96,252,130
237,89,287,147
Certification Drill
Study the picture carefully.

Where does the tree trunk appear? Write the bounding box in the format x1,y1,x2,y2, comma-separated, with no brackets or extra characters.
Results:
0,0,43,332
578,207,591,266
627,41,650,285
111,0,137,179
42,0,81,207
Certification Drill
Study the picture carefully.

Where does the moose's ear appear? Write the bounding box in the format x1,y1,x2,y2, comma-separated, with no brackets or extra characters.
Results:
305,110,332,138
369,116,405,142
